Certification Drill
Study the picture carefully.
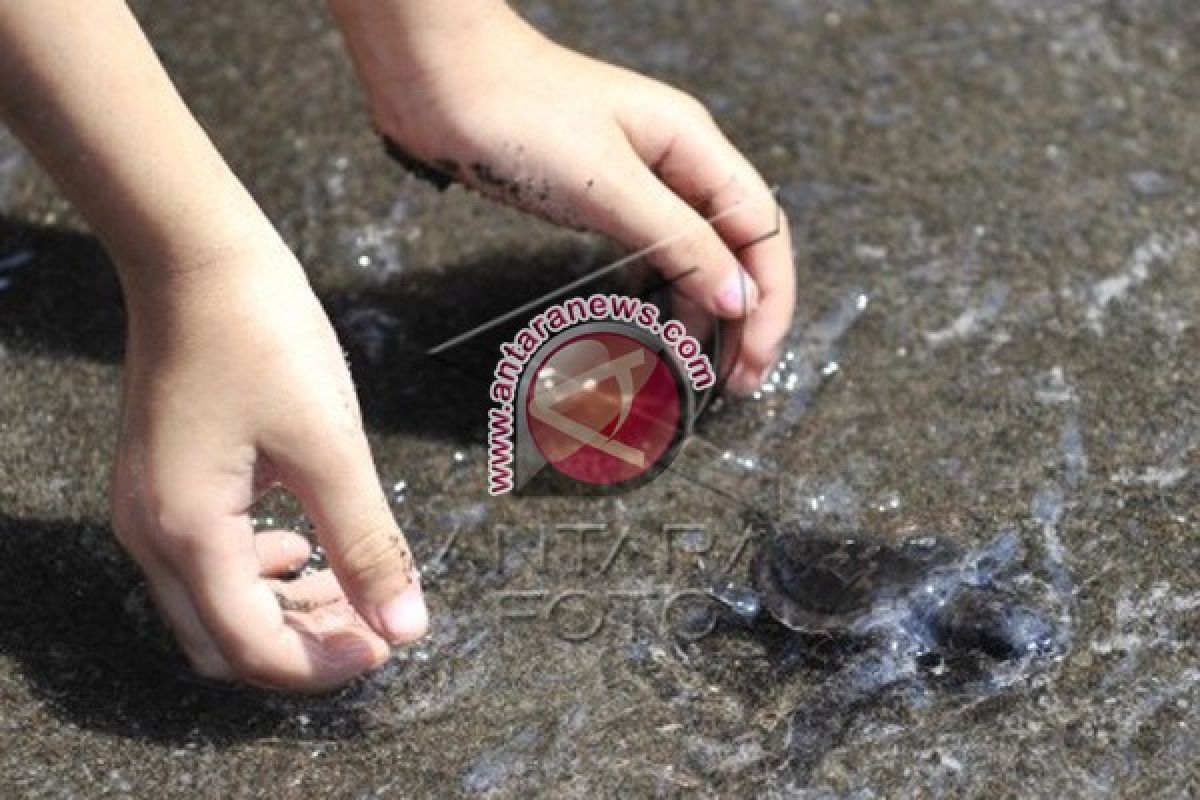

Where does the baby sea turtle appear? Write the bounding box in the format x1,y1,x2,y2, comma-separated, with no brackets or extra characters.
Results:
712,519,1063,664
706,518,1068,778
752,529,958,634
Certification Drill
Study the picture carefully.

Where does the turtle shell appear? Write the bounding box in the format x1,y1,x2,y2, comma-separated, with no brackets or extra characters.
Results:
754,527,958,633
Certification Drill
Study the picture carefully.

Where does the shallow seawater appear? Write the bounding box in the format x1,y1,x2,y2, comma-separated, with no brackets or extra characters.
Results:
0,129,26,206
209,282,1080,785
700,521,1072,777
2,0,1200,797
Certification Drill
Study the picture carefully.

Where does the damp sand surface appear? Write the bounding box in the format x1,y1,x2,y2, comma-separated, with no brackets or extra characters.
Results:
2,0,1199,797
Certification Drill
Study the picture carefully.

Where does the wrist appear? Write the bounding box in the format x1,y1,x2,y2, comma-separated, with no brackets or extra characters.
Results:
326,0,517,54
327,0,535,143
113,188,270,282
118,215,309,340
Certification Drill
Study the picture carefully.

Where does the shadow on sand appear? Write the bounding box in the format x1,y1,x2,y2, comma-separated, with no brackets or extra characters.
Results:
0,214,629,446
0,216,632,742
0,513,372,744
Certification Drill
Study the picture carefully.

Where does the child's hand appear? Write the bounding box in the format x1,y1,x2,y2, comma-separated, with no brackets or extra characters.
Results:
1,0,428,691
332,1,795,394
111,240,428,691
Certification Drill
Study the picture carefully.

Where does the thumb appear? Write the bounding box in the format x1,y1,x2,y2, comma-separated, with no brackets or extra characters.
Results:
281,433,429,645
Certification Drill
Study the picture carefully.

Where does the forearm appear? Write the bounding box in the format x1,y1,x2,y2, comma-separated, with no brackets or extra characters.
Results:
326,0,542,153
0,1,272,292
326,0,515,67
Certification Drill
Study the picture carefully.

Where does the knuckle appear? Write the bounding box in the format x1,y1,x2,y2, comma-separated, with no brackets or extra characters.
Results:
674,91,714,123
110,489,201,558
335,524,409,586
663,227,722,275
154,505,203,541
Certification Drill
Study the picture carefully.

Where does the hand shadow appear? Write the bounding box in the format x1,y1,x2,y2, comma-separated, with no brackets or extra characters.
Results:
0,513,391,744
0,215,125,362
0,217,647,741
323,236,628,446
0,213,630,447
0,216,622,742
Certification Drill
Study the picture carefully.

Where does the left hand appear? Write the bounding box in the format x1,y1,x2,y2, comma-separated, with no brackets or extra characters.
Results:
331,1,795,394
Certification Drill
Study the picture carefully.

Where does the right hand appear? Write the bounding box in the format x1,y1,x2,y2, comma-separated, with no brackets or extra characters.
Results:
110,236,428,691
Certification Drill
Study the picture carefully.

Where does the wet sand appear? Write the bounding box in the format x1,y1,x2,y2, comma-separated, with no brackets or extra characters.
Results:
1,0,1198,796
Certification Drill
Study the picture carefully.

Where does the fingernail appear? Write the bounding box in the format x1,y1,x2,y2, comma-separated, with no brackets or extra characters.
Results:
379,586,429,643
716,267,759,317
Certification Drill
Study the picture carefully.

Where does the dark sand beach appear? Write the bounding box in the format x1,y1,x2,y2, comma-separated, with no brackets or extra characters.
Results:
1,1,1197,796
